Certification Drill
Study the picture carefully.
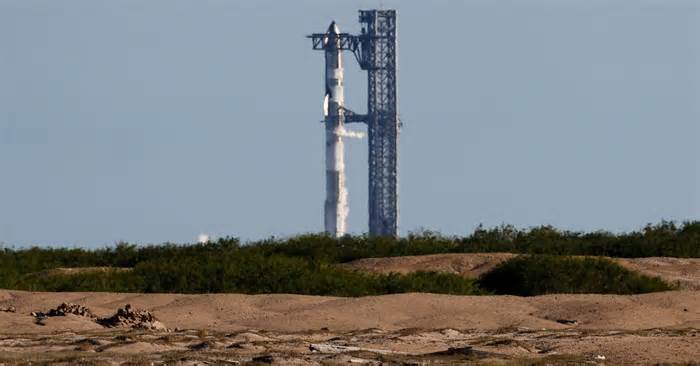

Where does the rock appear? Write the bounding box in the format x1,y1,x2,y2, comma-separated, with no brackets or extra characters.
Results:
441,328,462,337
189,341,212,351
251,355,274,363
98,304,168,331
556,319,578,325
32,303,94,318
0,305,16,313
432,346,475,356
310,343,361,353
73,338,102,346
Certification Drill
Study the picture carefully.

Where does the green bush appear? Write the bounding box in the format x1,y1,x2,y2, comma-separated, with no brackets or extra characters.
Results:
253,221,700,261
377,271,486,295
129,254,484,296
478,255,673,296
7,262,482,297
1,241,483,296
14,270,143,293
0,221,695,295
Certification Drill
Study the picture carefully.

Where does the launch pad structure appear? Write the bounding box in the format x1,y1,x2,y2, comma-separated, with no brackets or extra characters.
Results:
309,9,399,237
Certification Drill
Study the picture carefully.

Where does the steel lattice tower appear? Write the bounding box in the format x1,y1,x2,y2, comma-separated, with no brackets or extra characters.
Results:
310,9,399,237
362,10,398,236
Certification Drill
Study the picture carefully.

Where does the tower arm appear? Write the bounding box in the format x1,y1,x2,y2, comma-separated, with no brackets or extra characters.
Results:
340,106,367,124
308,33,369,69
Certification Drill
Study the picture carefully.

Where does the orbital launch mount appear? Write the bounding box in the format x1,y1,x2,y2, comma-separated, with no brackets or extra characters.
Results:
309,9,399,237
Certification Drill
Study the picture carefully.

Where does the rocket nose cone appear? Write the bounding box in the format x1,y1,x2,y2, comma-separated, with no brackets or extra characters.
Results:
327,21,340,34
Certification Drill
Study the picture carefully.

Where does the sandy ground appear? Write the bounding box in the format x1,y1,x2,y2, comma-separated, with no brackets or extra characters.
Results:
344,253,700,290
1,289,699,364
616,257,700,290
1,254,699,364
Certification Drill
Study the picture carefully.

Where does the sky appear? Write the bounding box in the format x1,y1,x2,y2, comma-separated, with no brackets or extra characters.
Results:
0,0,698,247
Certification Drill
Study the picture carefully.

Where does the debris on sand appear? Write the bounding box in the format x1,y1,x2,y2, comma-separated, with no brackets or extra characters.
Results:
427,346,496,359
189,341,213,351
98,304,168,331
31,303,95,318
309,343,362,353
429,346,477,356
251,355,275,363
0,305,16,313
309,343,406,355
556,319,578,325
325,354,379,364
29,303,168,331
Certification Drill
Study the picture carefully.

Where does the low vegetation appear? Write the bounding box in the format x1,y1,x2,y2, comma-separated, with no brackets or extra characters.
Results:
251,220,700,261
478,255,673,296
0,221,690,295
4,250,484,296
21,268,483,297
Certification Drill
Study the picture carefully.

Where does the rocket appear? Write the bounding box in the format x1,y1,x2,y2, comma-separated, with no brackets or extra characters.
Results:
309,10,398,237
322,21,348,237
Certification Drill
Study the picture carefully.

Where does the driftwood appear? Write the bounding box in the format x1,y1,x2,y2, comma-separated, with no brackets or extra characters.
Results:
309,343,407,355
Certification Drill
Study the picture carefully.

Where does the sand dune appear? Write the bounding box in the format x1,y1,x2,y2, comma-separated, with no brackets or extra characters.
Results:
2,289,698,334
2,253,699,363
344,253,700,289
616,257,700,290
342,252,516,278
1,289,699,363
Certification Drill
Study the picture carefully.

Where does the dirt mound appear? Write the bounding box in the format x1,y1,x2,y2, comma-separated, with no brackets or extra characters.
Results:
343,253,700,289
341,253,515,277
4,290,697,334
617,257,700,290
98,304,167,331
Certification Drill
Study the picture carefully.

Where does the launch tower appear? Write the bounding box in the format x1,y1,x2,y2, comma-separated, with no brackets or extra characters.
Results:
309,9,399,237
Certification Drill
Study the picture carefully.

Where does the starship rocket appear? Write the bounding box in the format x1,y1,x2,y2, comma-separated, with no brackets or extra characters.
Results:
322,21,348,237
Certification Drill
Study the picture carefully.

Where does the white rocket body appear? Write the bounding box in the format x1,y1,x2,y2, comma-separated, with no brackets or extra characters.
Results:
323,22,347,237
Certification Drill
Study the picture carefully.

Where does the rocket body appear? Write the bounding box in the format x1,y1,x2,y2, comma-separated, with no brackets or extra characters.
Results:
323,22,347,237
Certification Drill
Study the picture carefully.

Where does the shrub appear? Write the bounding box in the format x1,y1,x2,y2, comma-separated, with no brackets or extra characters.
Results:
0,221,696,295
377,271,486,295
478,255,673,296
13,269,143,293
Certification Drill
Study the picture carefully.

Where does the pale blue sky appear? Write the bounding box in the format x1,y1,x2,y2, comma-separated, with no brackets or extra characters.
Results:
1,0,698,247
